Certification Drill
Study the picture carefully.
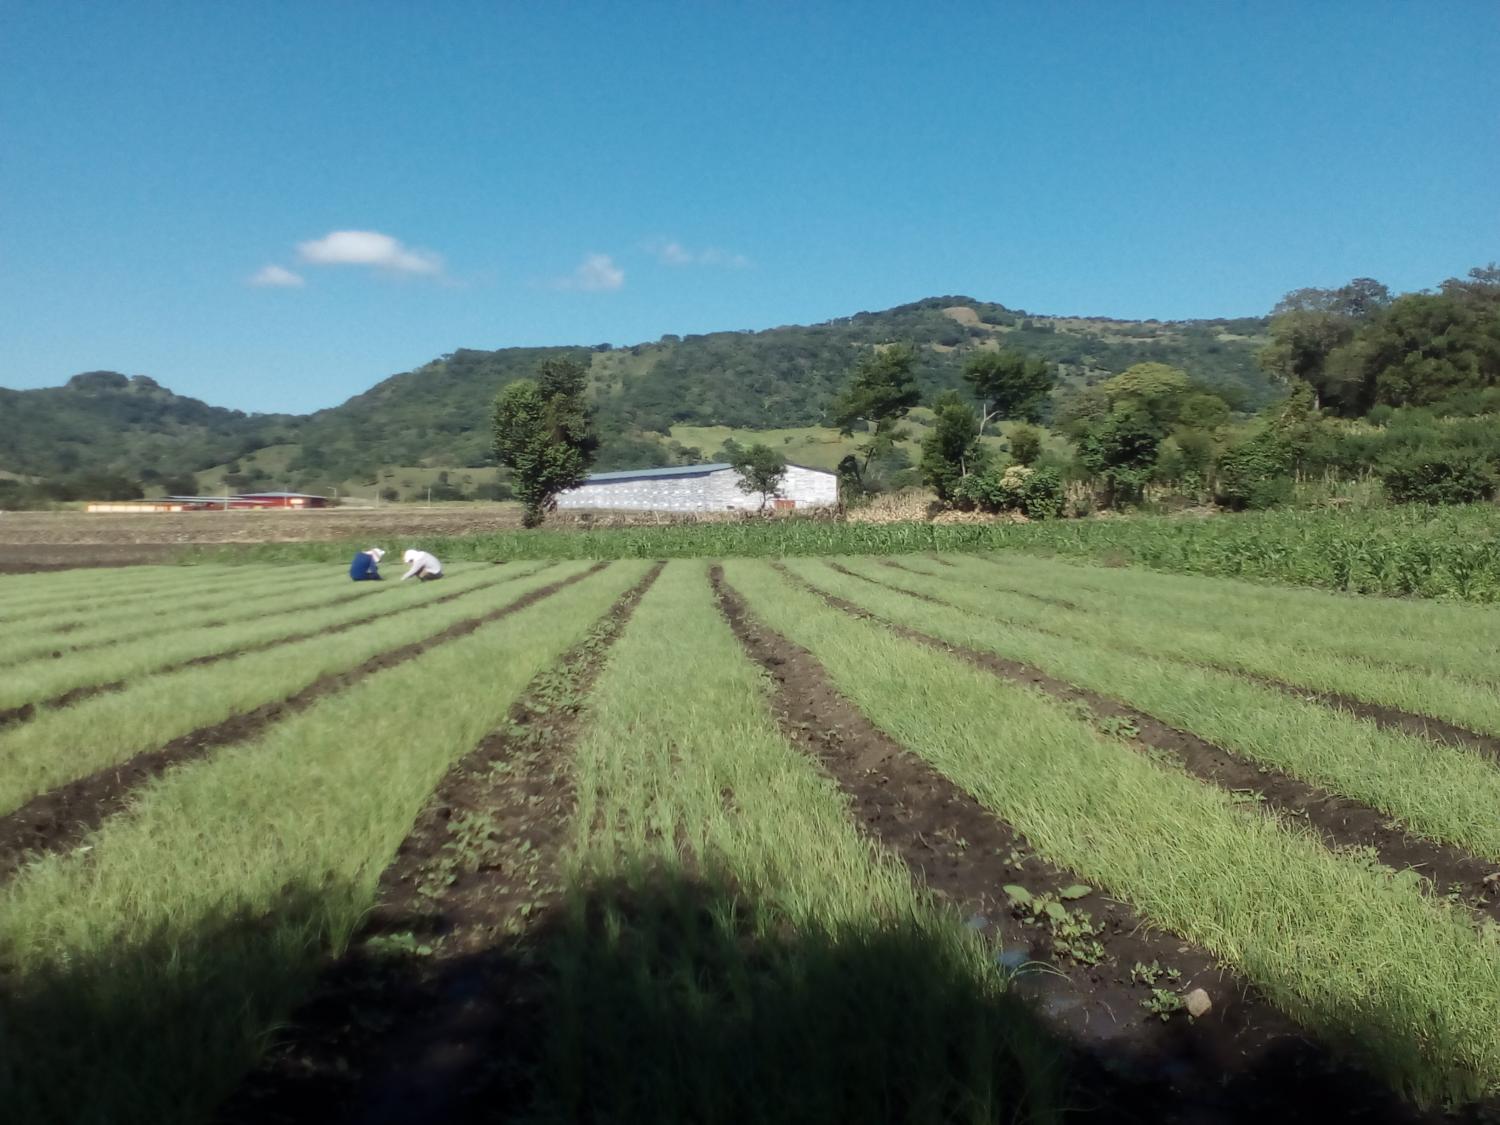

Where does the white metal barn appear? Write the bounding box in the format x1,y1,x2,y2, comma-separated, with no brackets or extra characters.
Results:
555,462,838,513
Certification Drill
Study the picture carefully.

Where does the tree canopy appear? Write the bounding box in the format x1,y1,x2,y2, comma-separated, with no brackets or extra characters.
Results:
1259,267,1500,416
918,390,985,503
832,343,922,481
728,443,788,509
962,350,1056,431
491,356,598,526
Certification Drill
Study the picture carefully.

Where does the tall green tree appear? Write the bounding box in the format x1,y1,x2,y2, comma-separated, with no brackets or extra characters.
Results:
1327,291,1500,411
1006,423,1042,466
962,350,1055,433
831,344,922,482
1257,278,1391,414
491,355,598,527
1075,402,1161,507
919,391,986,503
729,443,788,509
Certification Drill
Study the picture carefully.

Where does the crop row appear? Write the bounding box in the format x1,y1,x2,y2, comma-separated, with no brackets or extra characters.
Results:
794,558,1500,861
0,563,544,714
0,561,650,1124
845,555,1500,738
723,560,1500,1106
0,563,589,818
2,557,1498,1119
0,562,333,633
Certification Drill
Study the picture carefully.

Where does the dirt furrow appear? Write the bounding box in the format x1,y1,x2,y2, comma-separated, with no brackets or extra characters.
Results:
0,566,549,732
782,568,1500,922
713,567,1421,1124
217,562,663,1125
827,560,950,605
0,563,609,882
879,556,1083,609
833,562,1500,765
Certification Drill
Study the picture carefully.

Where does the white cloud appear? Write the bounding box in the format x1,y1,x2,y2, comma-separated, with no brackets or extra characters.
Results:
296,230,443,276
247,264,305,288
554,252,625,292
646,239,750,269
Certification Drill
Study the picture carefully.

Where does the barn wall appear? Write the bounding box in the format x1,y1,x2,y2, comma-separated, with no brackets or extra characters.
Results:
556,465,837,512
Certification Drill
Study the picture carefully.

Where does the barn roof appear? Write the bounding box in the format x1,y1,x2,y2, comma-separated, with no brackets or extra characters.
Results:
581,463,732,484
235,491,328,499
580,461,833,485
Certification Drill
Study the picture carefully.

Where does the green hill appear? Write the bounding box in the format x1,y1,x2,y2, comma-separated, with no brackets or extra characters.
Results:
0,297,1272,500
0,371,297,486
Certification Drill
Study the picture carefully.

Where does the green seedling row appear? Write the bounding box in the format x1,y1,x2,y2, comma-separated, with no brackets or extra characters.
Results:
942,553,1500,690
547,561,1057,1123
1,566,415,668
0,564,540,713
0,563,335,624
848,556,1500,738
966,551,1500,660
0,565,225,614
0,561,647,1125
0,563,594,817
790,559,1500,863
1,564,336,643
726,560,1500,1108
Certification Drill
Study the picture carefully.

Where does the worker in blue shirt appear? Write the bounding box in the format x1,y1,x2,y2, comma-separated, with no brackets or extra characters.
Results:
349,546,386,581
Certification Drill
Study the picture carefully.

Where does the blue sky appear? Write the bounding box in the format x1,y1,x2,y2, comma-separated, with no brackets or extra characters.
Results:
2,2,1496,413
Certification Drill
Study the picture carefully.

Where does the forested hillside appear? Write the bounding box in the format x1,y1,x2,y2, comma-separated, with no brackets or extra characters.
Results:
234,297,1276,489
0,372,296,497
0,296,1274,500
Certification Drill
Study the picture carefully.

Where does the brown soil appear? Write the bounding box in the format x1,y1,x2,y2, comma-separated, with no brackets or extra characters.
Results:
0,506,819,570
786,571,1500,923
0,543,185,572
827,561,949,606
0,563,609,881
0,566,551,733
883,555,1083,609
218,563,664,1124
712,567,1433,1124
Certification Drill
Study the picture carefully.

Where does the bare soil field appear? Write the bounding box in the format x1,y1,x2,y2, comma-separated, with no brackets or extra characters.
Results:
0,506,763,571
0,506,527,546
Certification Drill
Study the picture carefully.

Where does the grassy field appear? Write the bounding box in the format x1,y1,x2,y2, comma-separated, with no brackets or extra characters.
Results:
0,552,1497,1121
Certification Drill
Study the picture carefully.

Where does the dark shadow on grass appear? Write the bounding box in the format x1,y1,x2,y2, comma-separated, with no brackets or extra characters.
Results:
4,872,1481,1125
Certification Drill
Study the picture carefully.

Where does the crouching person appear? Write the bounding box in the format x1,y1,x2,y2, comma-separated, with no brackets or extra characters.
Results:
400,548,444,582
349,546,385,581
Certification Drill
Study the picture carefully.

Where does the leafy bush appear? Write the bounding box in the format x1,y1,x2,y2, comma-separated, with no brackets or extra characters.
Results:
1007,424,1042,466
1215,431,1293,510
1379,452,1497,505
954,464,1064,519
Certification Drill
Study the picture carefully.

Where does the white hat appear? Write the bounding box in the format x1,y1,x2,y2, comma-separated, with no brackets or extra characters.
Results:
403,549,419,563
367,547,385,562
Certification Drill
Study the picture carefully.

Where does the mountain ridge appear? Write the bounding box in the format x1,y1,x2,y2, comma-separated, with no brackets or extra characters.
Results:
0,296,1272,496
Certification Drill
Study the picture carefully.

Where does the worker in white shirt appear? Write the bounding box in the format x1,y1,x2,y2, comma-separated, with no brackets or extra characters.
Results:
400,548,444,582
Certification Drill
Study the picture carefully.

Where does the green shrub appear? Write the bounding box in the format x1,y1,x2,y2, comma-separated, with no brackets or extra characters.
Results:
1215,431,1294,510
1016,466,1065,518
1380,452,1497,505
953,464,1064,519
1007,424,1043,467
